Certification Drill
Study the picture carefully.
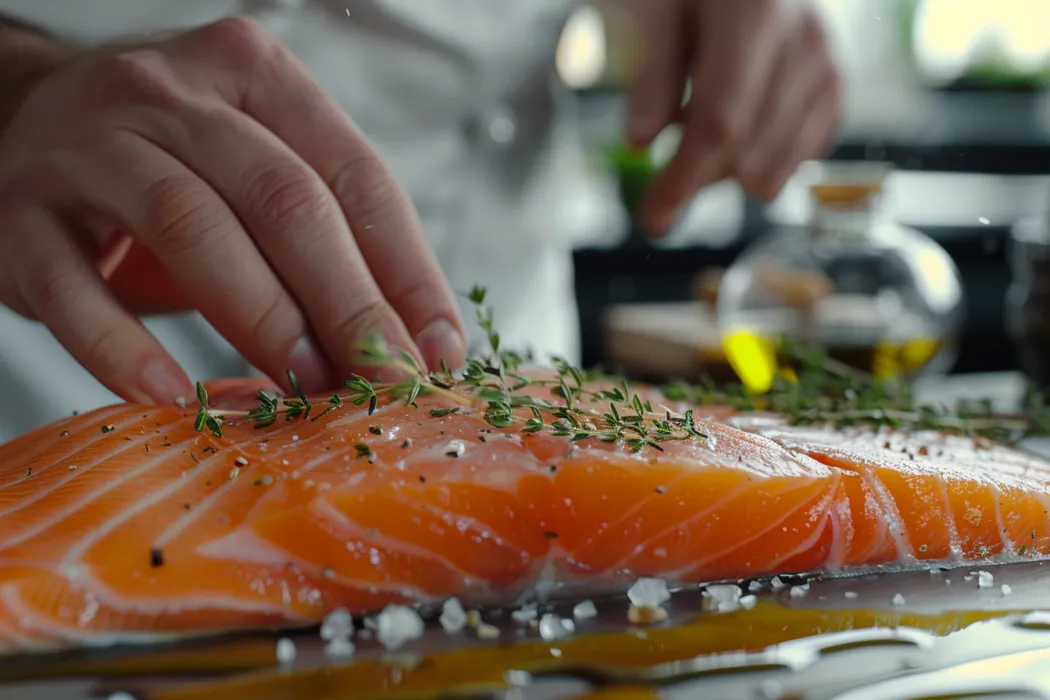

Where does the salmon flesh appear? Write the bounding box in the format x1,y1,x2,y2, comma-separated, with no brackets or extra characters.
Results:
1,377,1047,654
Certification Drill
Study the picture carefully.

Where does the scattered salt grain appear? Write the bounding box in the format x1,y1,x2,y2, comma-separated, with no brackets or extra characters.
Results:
748,580,763,592
572,600,598,620
260,474,273,486
229,467,240,480
844,591,859,600
504,669,530,687
511,604,538,624
1001,584,1013,596
977,571,994,588
69,465,77,472
789,584,809,599
276,637,296,665
739,595,758,610
292,435,299,441
476,623,501,639
963,575,973,582
705,584,743,612
320,608,353,641
538,613,575,641
235,456,248,467
439,598,467,634
375,605,425,650
627,578,670,608
175,396,187,408
324,638,356,658
770,576,786,590
892,593,906,606
550,648,562,657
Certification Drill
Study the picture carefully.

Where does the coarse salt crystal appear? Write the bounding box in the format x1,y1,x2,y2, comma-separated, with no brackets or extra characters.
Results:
235,456,248,467
739,595,758,610
627,578,670,608
892,593,906,606
292,435,299,441
550,648,562,657
511,605,538,623
705,584,743,612
770,576,786,590
748,580,763,592
538,613,575,641
320,608,353,641
977,571,994,588
276,637,296,664
175,396,187,408
789,584,809,598
229,467,240,480
477,622,501,639
324,638,356,658
572,600,598,620
844,591,859,599
375,604,425,650
439,598,467,634
1001,584,1013,596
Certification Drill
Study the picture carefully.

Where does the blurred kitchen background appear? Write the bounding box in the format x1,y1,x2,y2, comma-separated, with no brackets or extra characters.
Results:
554,0,1050,385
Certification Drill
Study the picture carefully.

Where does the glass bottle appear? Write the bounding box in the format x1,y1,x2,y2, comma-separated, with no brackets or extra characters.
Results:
1005,215,1050,390
716,162,966,393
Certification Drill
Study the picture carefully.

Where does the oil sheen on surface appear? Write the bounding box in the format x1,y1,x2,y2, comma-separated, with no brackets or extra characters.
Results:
8,561,1050,700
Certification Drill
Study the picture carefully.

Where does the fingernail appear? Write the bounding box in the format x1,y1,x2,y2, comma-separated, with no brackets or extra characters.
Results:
287,335,335,392
140,359,193,405
416,319,466,371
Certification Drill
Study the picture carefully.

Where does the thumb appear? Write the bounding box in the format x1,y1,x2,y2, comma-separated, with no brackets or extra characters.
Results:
618,1,689,148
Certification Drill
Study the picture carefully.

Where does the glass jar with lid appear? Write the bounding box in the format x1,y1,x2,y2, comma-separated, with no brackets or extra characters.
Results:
716,162,966,393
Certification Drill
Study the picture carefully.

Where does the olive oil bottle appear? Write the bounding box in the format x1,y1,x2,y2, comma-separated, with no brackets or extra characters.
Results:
717,163,964,394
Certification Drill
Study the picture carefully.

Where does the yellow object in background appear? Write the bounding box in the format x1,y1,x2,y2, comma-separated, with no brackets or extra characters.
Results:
724,329,946,394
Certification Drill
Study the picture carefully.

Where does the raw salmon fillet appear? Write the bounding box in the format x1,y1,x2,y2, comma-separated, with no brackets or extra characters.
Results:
1,377,1049,654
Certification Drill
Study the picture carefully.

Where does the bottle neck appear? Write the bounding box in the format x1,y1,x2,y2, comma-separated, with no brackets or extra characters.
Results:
809,195,880,243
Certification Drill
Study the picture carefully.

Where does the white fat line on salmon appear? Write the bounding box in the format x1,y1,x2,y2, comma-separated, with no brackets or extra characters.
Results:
989,481,1020,556
0,583,298,651
0,569,304,628
603,477,805,574
934,472,966,561
0,416,187,547
301,498,480,600
659,478,840,580
154,441,367,549
858,468,916,563
195,526,436,603
54,442,239,569
0,406,142,490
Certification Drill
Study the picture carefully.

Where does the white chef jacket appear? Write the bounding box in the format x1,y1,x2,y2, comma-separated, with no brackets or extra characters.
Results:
0,0,625,441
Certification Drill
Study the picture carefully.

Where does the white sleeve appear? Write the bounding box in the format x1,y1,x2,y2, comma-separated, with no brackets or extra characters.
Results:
0,1,238,44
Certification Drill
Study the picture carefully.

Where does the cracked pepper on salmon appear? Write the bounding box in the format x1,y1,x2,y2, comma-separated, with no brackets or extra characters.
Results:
1,375,1049,654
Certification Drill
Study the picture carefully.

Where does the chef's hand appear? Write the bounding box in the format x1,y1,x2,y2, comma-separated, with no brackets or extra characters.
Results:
0,17,467,404
619,0,842,234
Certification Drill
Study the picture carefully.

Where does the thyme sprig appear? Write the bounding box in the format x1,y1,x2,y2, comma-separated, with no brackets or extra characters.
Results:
190,285,1050,448
190,285,707,451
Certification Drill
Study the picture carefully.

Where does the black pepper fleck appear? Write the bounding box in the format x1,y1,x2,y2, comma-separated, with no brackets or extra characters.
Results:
150,548,165,567
369,426,383,435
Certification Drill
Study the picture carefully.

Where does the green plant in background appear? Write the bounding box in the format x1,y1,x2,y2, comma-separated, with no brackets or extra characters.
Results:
897,0,1050,90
